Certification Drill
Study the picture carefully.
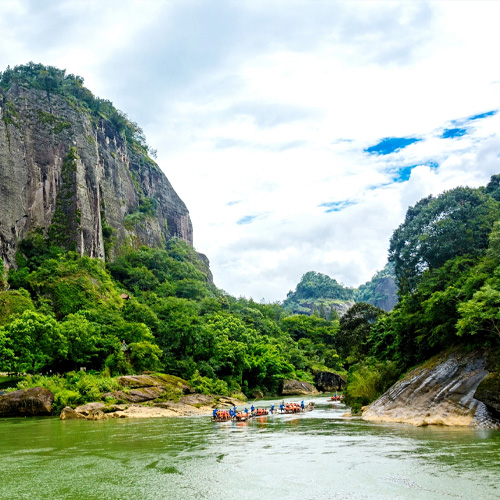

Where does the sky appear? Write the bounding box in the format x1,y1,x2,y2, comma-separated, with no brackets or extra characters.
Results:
1,0,500,302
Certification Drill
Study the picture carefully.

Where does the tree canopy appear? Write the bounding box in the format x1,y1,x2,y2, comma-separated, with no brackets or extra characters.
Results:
388,186,500,294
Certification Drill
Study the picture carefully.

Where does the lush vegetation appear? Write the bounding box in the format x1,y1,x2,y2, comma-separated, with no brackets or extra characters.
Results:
2,175,500,413
0,235,345,402
2,63,500,416
342,177,500,411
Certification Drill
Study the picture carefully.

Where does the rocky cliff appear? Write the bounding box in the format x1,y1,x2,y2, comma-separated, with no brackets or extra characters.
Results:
362,349,500,428
0,72,193,270
355,264,398,312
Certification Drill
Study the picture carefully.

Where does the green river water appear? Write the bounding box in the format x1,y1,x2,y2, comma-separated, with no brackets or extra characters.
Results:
1,395,499,500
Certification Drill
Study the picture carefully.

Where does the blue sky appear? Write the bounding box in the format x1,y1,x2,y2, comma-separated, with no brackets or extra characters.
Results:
1,0,500,301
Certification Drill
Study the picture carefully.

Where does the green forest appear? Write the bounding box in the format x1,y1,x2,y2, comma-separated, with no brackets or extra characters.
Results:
3,173,500,412
1,64,500,415
0,236,346,410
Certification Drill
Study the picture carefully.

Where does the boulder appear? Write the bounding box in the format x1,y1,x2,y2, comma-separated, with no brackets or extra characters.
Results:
314,371,346,392
75,402,106,415
178,393,215,406
60,403,110,420
103,386,166,403
103,374,193,404
280,379,319,396
178,394,242,408
87,409,108,420
60,406,86,420
363,349,500,428
116,374,192,394
0,387,54,417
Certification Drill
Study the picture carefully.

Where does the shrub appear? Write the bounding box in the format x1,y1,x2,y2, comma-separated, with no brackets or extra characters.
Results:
344,359,399,413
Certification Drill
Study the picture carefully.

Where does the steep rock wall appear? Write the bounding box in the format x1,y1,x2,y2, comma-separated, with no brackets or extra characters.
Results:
0,84,192,268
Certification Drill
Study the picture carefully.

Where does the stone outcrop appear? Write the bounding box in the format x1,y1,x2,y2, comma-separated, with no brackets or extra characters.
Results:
102,374,193,403
362,349,500,428
0,83,194,268
314,371,346,392
0,387,54,416
280,379,319,396
367,276,398,312
103,386,167,404
116,374,193,393
60,406,86,420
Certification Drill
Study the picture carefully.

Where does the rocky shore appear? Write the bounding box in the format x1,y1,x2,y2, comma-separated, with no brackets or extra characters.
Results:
60,394,241,421
0,371,344,421
362,349,500,428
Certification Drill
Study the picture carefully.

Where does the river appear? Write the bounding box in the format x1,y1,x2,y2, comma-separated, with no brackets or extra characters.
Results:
1,395,499,500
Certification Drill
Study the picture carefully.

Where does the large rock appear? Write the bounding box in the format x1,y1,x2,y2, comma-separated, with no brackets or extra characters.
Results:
60,403,109,420
368,276,398,312
103,386,166,403
116,374,192,393
0,387,54,416
103,374,193,403
0,82,194,269
280,379,319,396
314,371,346,392
60,406,86,420
363,349,500,428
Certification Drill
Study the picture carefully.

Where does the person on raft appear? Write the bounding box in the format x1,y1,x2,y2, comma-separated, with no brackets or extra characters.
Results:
301,400,305,410
213,408,218,418
270,404,275,414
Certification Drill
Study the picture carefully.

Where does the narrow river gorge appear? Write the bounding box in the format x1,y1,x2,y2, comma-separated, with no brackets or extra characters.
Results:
1,396,499,500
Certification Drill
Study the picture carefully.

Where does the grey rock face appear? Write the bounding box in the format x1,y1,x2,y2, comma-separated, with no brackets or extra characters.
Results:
0,386,54,416
370,276,398,312
0,84,193,268
363,349,500,428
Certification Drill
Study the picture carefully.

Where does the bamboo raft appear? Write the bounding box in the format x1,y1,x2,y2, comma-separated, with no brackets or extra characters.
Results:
212,403,314,421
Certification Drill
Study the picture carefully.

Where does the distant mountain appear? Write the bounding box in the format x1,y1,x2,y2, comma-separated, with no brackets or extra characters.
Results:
283,265,398,318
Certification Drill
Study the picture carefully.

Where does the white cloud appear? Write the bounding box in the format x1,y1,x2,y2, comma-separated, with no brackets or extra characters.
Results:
1,0,500,301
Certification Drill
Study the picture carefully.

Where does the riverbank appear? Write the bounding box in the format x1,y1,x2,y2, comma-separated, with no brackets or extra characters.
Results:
59,393,241,420
0,372,249,419
362,349,500,428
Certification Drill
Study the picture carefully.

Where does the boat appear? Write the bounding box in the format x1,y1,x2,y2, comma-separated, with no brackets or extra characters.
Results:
277,402,309,414
212,410,232,422
251,408,269,417
233,412,250,421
